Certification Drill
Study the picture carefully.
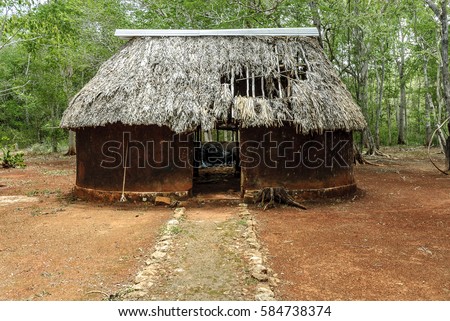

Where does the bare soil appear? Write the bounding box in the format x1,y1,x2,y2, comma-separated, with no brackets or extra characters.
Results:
0,155,170,300
256,147,450,300
0,147,448,301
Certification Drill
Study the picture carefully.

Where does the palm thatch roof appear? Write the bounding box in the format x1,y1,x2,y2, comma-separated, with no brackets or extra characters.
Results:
61,31,366,134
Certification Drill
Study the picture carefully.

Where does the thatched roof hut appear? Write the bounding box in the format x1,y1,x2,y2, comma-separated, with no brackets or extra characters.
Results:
61,29,365,133
61,28,366,202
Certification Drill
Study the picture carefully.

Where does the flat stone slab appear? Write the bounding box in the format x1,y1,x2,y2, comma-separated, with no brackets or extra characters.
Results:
0,196,39,206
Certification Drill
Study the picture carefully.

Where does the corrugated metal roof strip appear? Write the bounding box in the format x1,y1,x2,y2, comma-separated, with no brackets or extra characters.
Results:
115,28,320,40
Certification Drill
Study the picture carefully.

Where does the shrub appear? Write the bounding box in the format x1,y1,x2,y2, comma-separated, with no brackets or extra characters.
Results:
1,137,26,168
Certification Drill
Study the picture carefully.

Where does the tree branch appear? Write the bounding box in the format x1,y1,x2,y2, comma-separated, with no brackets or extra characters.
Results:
425,0,441,17
0,36,43,51
0,80,31,95
236,0,283,16
0,5,10,45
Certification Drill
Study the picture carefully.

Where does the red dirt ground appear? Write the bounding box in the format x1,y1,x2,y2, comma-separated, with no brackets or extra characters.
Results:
0,155,170,300
256,147,450,300
0,147,448,301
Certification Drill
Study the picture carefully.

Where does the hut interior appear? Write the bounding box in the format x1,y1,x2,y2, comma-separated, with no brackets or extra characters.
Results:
192,126,241,199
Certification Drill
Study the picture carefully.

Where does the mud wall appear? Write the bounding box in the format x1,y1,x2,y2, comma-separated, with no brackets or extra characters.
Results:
75,124,193,193
240,127,355,194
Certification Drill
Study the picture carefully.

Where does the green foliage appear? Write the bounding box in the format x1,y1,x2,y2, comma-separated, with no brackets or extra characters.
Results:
1,136,25,168
1,149,26,168
137,0,311,29
1,0,129,147
0,0,449,152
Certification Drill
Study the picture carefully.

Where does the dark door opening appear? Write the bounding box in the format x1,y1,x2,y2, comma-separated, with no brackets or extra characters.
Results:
192,125,241,200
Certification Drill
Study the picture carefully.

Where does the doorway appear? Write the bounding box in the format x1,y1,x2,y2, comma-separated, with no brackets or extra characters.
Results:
192,124,241,200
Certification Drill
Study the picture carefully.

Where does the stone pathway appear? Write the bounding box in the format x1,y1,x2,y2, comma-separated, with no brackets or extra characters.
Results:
122,204,279,301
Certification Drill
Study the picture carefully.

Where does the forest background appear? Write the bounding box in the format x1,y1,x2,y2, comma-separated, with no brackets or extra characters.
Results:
1,0,449,165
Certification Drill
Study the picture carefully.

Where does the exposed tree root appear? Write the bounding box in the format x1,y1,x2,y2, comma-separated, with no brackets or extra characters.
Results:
374,150,391,158
64,150,76,156
255,187,307,210
353,144,382,166
353,144,366,165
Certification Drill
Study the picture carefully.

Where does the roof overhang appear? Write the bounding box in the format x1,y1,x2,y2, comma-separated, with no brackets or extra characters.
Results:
115,28,319,40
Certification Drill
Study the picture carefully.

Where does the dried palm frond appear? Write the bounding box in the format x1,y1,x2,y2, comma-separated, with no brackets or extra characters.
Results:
61,36,366,134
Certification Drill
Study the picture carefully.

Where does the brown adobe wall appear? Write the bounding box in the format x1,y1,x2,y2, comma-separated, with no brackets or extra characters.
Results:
74,123,193,200
73,123,356,202
239,126,356,199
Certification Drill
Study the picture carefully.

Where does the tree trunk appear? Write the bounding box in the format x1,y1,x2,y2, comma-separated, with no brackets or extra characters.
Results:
359,58,376,154
351,4,375,154
435,56,447,151
429,98,447,150
309,1,323,48
397,27,407,145
439,0,450,169
203,130,213,142
431,61,447,151
397,75,407,145
51,131,58,153
375,59,385,149
387,101,392,145
65,130,76,156
423,57,433,145
426,0,450,168
416,77,422,136
50,106,58,153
